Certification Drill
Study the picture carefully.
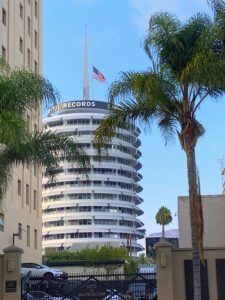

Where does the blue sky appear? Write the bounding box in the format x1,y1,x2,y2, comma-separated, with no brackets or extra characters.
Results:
43,0,225,235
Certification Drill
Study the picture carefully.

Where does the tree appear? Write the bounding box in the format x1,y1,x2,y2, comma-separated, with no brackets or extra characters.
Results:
0,59,89,202
155,206,172,238
94,12,225,300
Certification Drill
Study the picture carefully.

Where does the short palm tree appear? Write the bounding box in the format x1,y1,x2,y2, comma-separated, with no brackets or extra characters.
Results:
155,206,172,239
94,12,225,300
0,59,89,202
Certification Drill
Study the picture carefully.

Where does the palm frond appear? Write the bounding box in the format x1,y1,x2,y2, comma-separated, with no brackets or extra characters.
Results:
0,69,58,114
208,0,225,13
5,131,90,179
0,152,11,205
0,111,27,150
145,12,181,61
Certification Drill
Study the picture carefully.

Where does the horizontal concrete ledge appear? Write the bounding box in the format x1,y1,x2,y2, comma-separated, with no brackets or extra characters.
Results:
154,239,173,248
3,245,24,253
172,247,225,252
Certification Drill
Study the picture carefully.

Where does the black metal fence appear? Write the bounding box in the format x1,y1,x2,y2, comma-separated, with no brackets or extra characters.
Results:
22,272,157,300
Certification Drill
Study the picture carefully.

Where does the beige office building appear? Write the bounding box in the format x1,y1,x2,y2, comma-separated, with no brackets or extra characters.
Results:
0,0,42,262
178,194,225,248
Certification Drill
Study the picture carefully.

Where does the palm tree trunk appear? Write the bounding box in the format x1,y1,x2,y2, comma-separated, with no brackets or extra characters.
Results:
162,224,165,239
186,149,201,300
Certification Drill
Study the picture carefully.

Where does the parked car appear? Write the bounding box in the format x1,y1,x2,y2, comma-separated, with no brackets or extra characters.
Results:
138,264,156,274
21,263,67,279
128,282,157,300
103,289,123,300
24,291,77,300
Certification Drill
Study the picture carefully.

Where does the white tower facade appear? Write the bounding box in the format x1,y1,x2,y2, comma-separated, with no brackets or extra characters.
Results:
42,100,145,256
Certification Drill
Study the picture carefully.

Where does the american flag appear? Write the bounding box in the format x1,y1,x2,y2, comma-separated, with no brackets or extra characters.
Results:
92,66,106,83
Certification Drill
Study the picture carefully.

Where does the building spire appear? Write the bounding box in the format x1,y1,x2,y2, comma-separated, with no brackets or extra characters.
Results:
83,26,89,100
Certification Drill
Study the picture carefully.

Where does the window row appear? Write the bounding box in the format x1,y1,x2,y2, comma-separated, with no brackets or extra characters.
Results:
45,119,103,128
2,43,38,72
18,180,37,210
18,223,38,249
42,193,137,204
42,205,135,216
2,1,38,26
43,232,136,241
43,219,135,228
43,180,136,191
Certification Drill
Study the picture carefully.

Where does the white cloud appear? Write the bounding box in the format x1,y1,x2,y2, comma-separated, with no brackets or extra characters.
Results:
131,0,212,31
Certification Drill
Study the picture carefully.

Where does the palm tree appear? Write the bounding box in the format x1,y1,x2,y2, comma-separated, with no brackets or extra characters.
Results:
94,12,225,300
155,206,172,239
0,59,89,202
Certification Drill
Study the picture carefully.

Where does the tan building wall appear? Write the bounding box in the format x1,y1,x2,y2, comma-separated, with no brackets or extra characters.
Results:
0,0,42,263
155,241,225,300
178,194,225,248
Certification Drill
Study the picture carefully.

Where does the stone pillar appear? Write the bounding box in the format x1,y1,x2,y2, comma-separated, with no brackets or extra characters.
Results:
3,246,23,300
155,239,174,300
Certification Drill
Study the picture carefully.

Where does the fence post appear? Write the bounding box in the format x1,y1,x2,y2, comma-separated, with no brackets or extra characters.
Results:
155,239,174,300
2,245,23,300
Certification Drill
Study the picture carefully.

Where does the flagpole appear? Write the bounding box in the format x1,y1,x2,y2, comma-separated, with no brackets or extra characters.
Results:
92,72,94,100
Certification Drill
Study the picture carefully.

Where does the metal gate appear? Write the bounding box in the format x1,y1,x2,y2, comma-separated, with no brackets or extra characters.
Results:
22,272,157,299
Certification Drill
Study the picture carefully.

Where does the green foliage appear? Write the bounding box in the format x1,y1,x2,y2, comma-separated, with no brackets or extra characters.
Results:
43,246,154,275
124,254,155,274
0,58,89,202
43,245,128,263
155,206,173,226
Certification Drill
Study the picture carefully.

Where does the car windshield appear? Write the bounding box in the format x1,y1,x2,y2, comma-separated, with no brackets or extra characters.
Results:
40,265,49,269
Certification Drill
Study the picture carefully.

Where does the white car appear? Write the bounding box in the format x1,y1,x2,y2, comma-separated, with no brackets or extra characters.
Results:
21,263,67,279
24,291,76,300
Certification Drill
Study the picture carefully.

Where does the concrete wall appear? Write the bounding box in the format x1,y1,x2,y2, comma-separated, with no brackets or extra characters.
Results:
0,254,3,300
1,246,23,300
178,194,225,248
47,264,124,275
155,240,225,300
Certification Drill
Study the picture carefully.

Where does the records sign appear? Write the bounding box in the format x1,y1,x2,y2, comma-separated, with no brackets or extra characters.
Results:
49,100,109,114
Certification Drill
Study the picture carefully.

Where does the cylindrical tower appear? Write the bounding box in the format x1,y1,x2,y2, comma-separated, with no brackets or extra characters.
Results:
42,100,145,256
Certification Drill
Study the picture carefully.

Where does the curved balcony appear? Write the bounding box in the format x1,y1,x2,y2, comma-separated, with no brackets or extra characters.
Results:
133,138,141,148
135,161,142,170
135,184,143,193
133,149,142,159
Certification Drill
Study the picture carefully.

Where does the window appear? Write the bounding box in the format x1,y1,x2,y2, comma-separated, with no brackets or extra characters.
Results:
18,223,22,239
2,46,6,60
27,17,31,36
34,162,37,176
18,180,22,196
34,1,38,18
2,8,6,26
20,4,23,19
34,229,37,249
26,184,29,205
34,30,38,49
0,213,4,231
33,190,37,210
34,60,38,74
27,48,31,68
34,123,37,133
19,37,23,53
27,225,30,246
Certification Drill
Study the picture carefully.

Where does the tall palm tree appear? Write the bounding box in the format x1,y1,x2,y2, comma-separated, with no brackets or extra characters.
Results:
94,12,225,300
0,59,89,202
155,206,172,239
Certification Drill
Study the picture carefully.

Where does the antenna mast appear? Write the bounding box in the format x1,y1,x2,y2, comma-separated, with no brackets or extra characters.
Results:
83,26,89,100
